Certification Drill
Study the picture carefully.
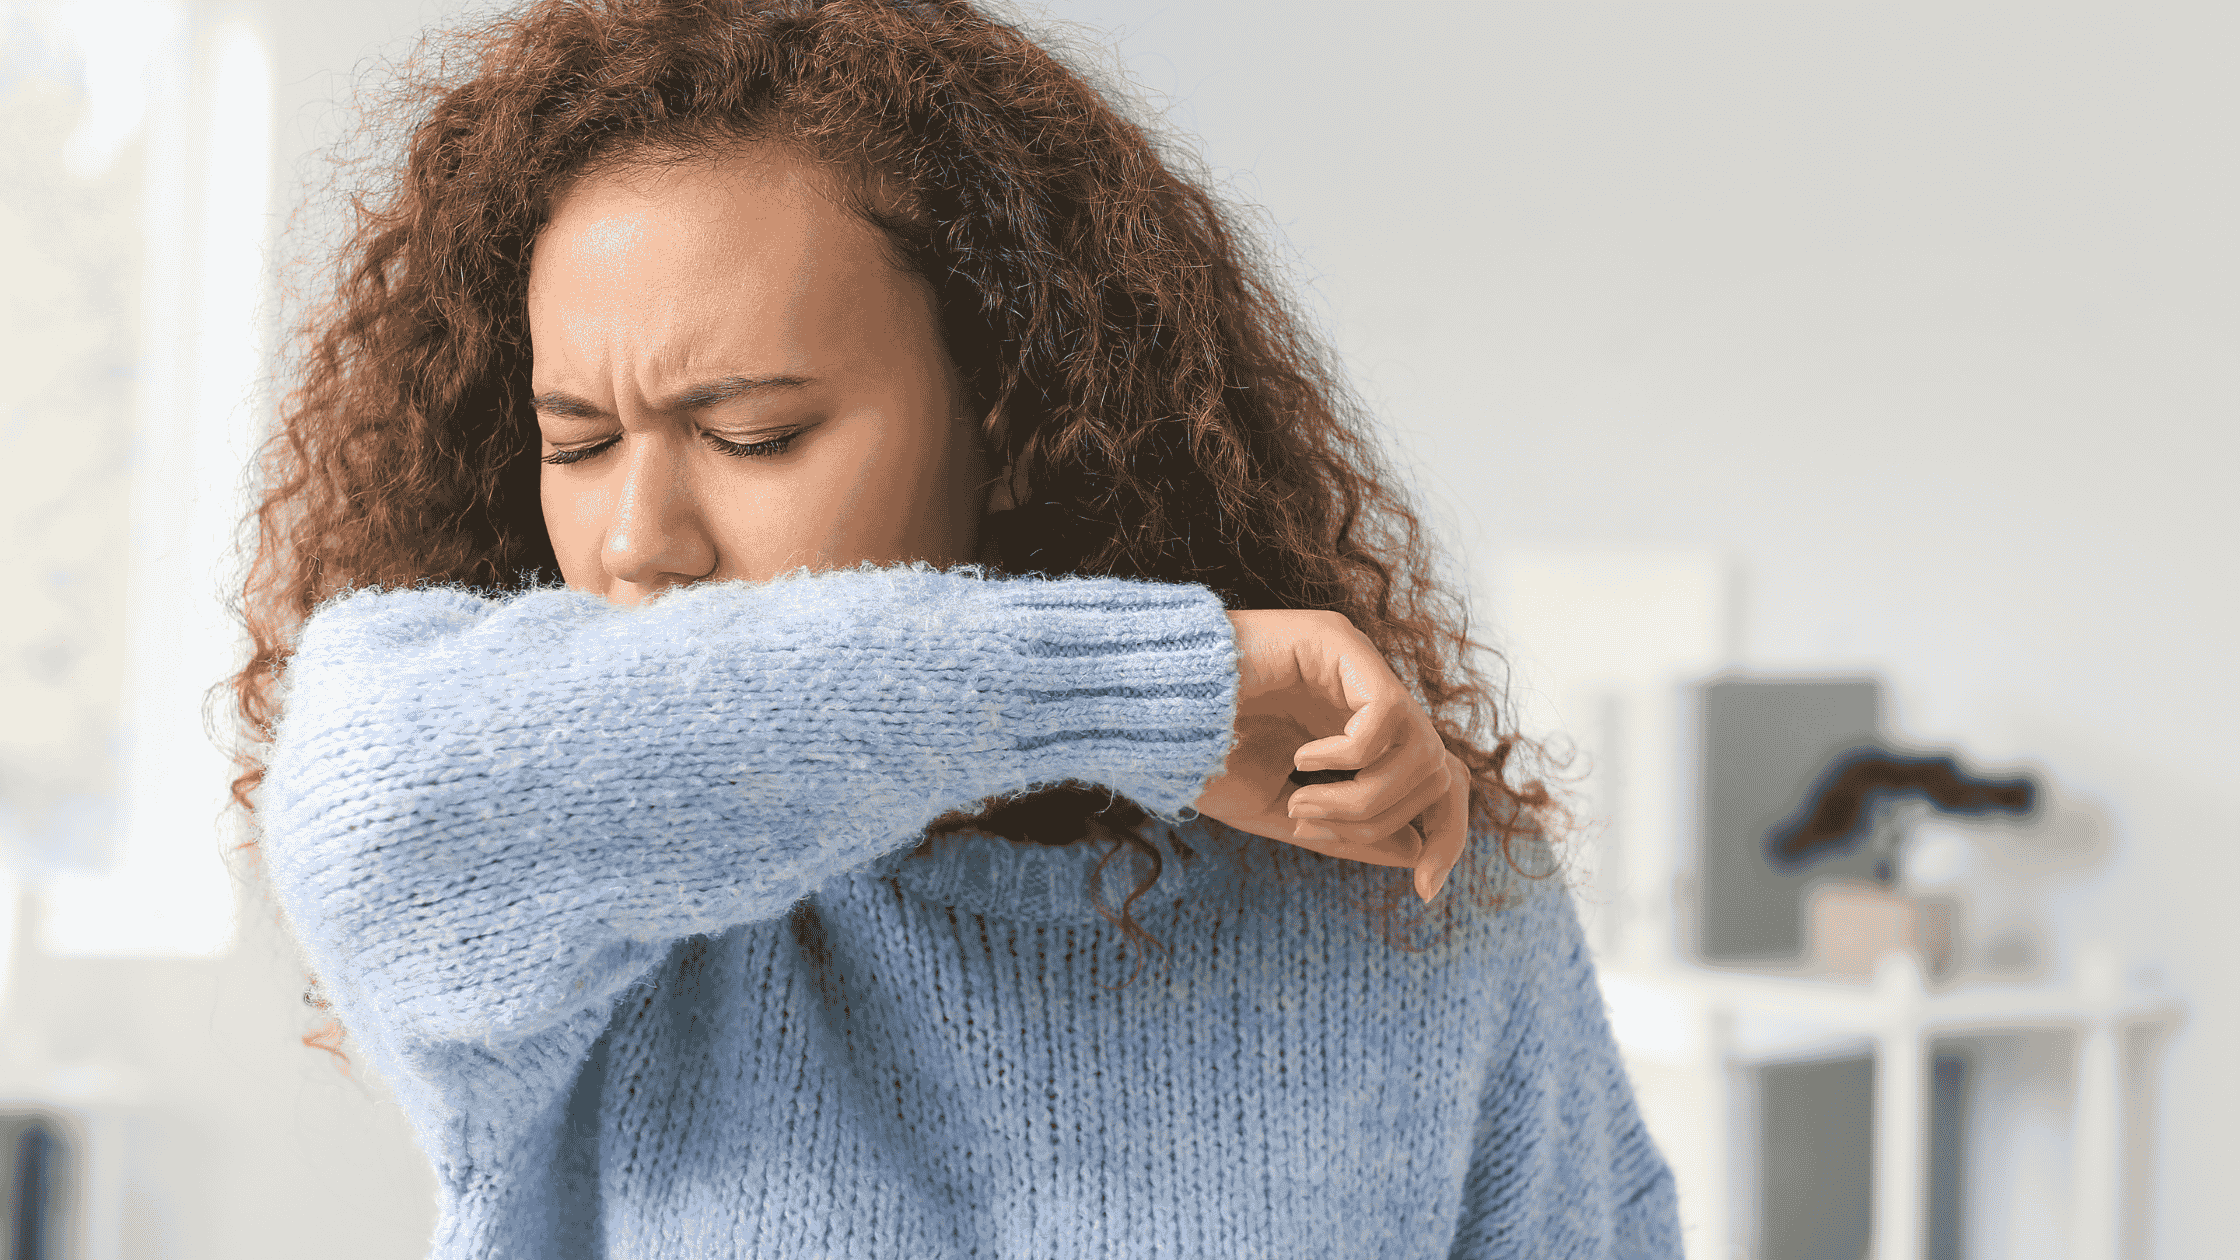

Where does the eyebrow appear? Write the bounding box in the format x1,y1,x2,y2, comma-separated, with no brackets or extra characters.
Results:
531,374,816,419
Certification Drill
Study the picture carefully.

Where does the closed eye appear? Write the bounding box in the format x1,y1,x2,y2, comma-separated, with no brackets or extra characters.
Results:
702,428,805,459
540,435,620,466
539,427,808,466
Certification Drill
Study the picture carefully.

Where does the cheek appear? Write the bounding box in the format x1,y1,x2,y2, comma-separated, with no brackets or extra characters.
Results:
540,470,616,572
865,417,974,527
762,419,961,561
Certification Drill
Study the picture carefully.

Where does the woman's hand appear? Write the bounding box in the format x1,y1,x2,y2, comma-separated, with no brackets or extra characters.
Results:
1191,610,1469,904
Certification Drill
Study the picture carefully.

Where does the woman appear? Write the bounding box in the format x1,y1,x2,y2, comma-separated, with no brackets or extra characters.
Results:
237,1,1681,1255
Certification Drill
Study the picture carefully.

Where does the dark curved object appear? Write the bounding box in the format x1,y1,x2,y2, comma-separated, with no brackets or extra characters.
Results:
925,782,1148,848
1765,746,2036,871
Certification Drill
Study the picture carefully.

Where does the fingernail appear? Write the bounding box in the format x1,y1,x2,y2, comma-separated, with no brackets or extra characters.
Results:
1419,864,1451,905
1293,822,1338,842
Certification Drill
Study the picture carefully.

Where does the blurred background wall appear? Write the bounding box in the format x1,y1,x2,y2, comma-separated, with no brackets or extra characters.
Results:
1,1,2231,1256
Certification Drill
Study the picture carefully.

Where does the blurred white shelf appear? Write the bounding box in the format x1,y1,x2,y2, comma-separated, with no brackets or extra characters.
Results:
1601,946,2184,1260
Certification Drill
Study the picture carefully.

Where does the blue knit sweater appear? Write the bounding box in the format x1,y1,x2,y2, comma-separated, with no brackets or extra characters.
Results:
260,564,1680,1258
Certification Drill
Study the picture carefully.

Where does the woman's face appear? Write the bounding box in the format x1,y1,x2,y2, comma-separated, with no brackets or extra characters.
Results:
527,148,993,605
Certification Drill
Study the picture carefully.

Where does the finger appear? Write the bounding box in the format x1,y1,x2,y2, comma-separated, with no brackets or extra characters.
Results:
1291,629,1417,771
1290,754,1450,851
1288,739,1440,825
1281,816,1415,860
1291,694,1412,776
1288,716,1443,821
1413,751,1472,904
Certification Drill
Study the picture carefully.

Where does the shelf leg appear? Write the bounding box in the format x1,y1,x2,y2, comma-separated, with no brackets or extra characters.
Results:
1872,953,1925,1260
2070,1018,2122,1260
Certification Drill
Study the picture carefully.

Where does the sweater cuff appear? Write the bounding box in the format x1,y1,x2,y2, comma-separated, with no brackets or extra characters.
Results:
982,576,1239,823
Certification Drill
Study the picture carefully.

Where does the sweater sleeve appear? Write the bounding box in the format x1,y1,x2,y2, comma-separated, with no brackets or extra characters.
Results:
257,564,1237,1191
1448,881,1684,1258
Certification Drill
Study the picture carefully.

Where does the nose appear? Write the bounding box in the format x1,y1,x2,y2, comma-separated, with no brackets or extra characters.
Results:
601,435,717,602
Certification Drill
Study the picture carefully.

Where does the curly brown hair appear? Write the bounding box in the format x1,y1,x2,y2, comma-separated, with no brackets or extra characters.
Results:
233,0,1564,1063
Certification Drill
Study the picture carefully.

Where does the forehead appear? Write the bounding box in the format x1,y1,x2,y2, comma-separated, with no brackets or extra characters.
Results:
532,150,860,291
525,148,915,375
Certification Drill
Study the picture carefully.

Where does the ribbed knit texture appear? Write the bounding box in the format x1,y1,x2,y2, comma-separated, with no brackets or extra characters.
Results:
260,564,1680,1258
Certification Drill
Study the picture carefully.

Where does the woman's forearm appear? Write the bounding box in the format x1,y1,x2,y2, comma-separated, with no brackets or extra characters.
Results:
258,564,1238,1049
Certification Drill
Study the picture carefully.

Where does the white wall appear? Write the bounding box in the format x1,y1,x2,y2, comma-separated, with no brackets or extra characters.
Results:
1027,1,2235,1254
